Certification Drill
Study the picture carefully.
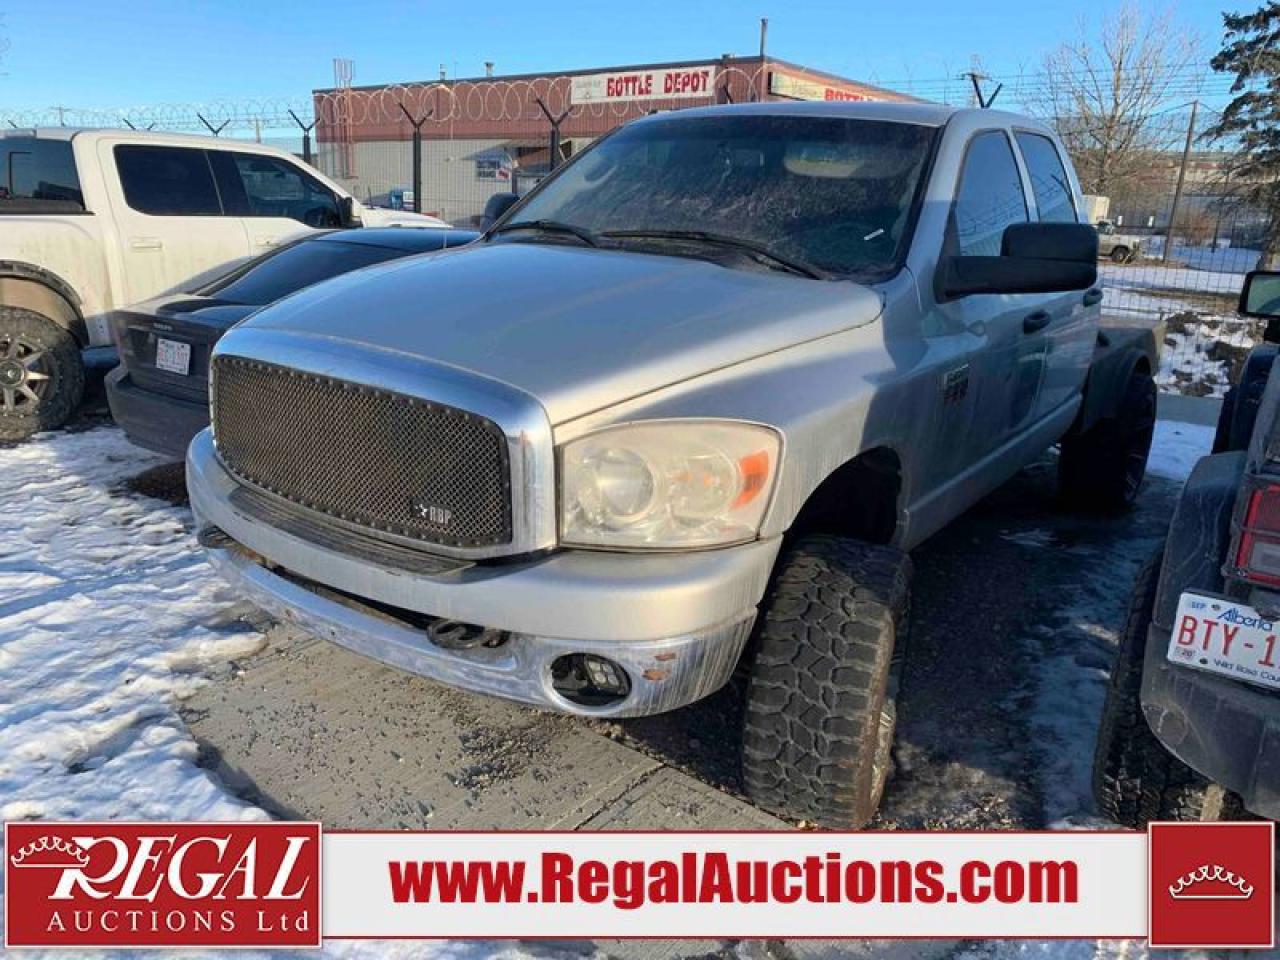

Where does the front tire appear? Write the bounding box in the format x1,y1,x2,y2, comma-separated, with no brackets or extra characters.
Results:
742,535,911,827
1059,368,1156,511
1093,548,1243,826
1110,246,1132,264
0,306,84,442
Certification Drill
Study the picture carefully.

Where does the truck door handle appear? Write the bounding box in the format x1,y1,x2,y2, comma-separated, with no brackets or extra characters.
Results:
1023,310,1052,334
1082,287,1104,307
129,236,163,251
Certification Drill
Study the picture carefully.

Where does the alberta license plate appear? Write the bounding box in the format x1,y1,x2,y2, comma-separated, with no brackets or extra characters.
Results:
155,337,191,376
1169,592,1280,691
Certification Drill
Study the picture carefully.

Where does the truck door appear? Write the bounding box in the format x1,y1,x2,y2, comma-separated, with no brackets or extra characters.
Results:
932,130,1044,469
1013,130,1100,420
102,142,253,305
208,150,343,256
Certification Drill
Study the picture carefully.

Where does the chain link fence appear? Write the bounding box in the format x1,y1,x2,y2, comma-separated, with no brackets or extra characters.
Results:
3,66,1268,398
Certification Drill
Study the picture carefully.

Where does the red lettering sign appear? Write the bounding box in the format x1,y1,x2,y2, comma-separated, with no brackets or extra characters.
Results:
4,821,322,949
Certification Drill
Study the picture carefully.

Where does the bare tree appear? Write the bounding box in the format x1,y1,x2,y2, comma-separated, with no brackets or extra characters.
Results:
1031,3,1201,200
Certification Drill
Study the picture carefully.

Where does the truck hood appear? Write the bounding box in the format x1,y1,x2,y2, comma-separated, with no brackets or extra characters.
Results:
238,242,884,424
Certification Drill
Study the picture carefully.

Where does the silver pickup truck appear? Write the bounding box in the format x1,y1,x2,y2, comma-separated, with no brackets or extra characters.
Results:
189,102,1159,827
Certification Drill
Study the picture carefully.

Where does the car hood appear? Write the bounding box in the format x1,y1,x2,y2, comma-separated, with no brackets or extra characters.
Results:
237,242,884,424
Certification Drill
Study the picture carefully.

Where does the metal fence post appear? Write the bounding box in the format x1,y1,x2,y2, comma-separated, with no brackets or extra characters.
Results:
398,103,432,212
535,97,571,172
288,109,316,167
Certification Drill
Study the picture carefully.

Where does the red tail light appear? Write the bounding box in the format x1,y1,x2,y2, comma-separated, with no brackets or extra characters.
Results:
1235,483,1280,586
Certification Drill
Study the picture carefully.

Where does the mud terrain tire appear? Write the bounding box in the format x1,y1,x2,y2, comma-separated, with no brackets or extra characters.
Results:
1059,368,1156,511
1093,547,1243,826
742,535,911,827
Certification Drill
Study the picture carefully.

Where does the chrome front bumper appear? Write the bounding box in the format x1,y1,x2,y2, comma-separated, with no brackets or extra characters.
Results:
188,429,779,717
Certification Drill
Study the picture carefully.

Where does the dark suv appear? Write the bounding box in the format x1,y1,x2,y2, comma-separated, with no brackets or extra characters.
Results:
1094,268,1280,825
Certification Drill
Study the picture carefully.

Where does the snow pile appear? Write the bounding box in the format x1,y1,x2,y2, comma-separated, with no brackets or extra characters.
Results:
0,428,265,826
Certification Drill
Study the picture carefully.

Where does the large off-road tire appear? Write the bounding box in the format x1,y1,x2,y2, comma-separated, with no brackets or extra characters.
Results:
1093,547,1243,827
1059,367,1156,511
742,535,912,827
1110,246,1132,264
0,306,84,442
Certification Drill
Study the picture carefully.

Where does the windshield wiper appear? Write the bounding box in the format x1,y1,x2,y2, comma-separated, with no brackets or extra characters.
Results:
601,229,829,280
490,219,600,247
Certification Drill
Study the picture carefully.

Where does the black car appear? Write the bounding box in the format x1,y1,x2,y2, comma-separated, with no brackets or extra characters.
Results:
1093,268,1280,826
106,227,478,459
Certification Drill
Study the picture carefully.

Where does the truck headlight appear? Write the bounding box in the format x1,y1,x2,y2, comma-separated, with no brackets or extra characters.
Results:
560,420,781,549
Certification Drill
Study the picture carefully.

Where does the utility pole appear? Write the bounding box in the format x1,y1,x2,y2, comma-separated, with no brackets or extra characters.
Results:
1162,99,1199,264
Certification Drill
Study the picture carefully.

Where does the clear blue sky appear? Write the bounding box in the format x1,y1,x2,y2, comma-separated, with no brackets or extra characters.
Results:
0,0,1230,110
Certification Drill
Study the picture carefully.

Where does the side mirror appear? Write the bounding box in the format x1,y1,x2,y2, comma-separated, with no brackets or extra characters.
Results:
338,195,361,229
480,192,520,231
1240,270,1280,320
940,222,1098,299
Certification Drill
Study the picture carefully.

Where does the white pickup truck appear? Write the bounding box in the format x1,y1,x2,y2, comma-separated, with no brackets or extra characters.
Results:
0,128,446,440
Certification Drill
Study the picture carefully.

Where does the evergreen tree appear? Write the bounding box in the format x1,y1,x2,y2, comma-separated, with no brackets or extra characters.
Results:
1205,2,1280,267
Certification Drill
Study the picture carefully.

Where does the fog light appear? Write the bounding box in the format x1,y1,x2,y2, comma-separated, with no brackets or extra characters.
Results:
550,653,631,707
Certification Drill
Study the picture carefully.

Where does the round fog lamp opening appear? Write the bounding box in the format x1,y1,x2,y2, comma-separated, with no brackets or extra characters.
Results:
551,653,632,708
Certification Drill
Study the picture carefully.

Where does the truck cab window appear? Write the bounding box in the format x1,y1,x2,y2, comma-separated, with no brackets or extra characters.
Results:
0,138,85,213
1015,132,1077,223
949,131,1028,257
218,152,341,227
115,145,222,216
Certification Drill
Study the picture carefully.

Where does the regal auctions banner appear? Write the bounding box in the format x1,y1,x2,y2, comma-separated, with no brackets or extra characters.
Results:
4,822,1275,949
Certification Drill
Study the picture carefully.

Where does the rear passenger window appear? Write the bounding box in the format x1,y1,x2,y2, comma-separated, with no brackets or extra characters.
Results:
950,131,1027,257
1015,132,1077,223
0,137,85,213
115,145,222,216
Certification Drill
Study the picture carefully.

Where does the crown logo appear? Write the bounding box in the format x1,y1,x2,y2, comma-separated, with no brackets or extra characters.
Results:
1168,864,1254,900
9,835,91,870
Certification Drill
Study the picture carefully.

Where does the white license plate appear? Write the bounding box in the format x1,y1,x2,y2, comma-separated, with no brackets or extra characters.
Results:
1169,592,1280,691
155,338,191,376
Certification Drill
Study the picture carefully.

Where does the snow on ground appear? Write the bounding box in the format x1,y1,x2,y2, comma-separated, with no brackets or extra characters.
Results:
1147,421,1218,481
1024,422,1218,830
0,426,525,960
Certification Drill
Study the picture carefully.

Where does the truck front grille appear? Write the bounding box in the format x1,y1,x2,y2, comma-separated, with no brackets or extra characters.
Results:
211,355,512,549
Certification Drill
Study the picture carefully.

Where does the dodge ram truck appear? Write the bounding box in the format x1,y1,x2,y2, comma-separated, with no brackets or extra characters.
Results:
0,128,446,440
190,102,1160,827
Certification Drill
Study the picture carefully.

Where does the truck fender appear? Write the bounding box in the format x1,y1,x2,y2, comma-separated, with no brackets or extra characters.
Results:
1071,326,1160,436
1152,450,1246,633
0,264,88,347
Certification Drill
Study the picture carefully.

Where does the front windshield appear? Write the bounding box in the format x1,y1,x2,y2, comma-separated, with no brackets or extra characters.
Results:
508,114,938,278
